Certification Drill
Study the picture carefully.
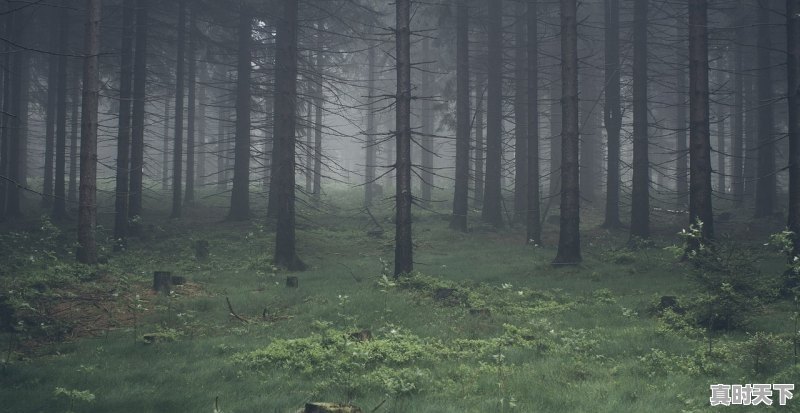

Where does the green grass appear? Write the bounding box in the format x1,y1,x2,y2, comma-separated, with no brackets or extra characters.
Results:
0,186,798,412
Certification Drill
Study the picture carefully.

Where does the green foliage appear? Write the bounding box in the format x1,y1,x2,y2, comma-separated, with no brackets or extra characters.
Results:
769,229,800,293
672,220,778,331
54,387,95,412
740,331,790,375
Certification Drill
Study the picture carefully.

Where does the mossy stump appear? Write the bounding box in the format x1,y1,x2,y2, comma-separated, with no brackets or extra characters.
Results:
302,403,363,413
153,271,172,294
194,240,210,260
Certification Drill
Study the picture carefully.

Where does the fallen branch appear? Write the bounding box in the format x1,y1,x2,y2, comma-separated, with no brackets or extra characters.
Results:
225,297,249,323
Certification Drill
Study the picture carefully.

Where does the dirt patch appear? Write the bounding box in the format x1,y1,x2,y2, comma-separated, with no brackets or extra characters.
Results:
10,275,209,354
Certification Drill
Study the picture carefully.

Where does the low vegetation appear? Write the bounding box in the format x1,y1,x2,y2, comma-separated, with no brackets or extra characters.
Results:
0,188,797,412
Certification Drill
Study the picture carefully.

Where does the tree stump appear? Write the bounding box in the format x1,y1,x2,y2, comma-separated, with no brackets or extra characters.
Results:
0,294,15,332
349,329,372,342
286,276,299,288
194,240,210,260
469,308,491,317
303,403,363,413
434,288,455,301
153,271,172,294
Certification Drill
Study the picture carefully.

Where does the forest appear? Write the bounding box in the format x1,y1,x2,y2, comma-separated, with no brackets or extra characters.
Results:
0,0,799,411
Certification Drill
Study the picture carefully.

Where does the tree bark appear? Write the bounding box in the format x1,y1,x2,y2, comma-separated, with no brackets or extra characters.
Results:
77,0,102,265
482,0,503,228
526,0,541,244
273,0,304,270
217,82,230,193
68,63,80,205
394,0,413,276
548,69,562,199
630,0,650,239
42,13,59,209
113,0,134,245
553,0,581,265
0,12,9,219
364,45,377,207
420,37,434,206
197,54,207,188
129,0,148,218
171,0,186,218
450,0,470,232
754,0,775,217
185,5,197,205
787,0,800,254
53,6,70,220
5,18,25,218
162,97,170,191
513,0,528,223
731,3,745,205
688,0,714,244
229,6,252,220
602,0,622,227
313,52,323,203
305,96,313,194
474,73,485,209
716,98,726,194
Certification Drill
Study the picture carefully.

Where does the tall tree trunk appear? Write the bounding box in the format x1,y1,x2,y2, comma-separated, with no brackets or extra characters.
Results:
787,0,800,254
602,0,622,227
217,90,228,192
129,0,148,219
263,34,274,193
364,45,377,207
474,73,485,209
42,14,59,208
716,101,726,193
5,21,25,218
68,64,80,205
731,4,745,205
77,0,102,265
744,68,757,202
394,0,413,276
171,0,186,218
482,0,503,227
197,54,207,188
526,0,541,244
312,52,323,202
53,9,70,220
754,0,775,217
229,6,252,220
162,98,170,191
0,12,9,218
513,0,528,222
420,37,434,206
688,0,714,244
676,63,689,208
554,0,581,265
273,0,304,270
185,5,196,205
579,69,600,204
548,69,562,199
630,0,650,239
450,0,470,232
113,0,134,246
304,97,313,194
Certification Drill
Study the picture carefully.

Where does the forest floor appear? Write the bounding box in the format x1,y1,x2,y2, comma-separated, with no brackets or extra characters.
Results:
0,186,798,412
